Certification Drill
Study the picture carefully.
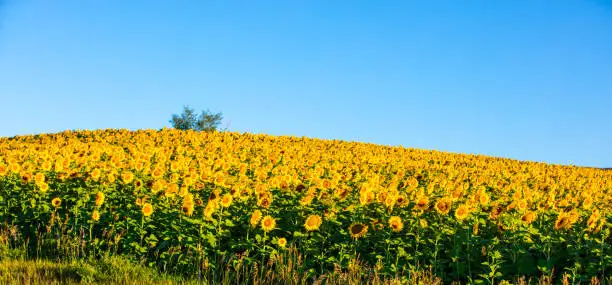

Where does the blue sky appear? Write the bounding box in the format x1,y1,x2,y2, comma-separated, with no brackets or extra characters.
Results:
0,1,611,167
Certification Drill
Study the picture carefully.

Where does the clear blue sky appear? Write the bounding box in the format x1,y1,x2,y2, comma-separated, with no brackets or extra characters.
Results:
1,1,611,167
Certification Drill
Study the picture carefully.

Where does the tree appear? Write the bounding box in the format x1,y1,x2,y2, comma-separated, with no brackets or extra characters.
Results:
170,106,223,132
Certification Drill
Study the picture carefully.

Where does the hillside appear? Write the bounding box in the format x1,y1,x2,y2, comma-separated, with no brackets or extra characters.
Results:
0,129,611,283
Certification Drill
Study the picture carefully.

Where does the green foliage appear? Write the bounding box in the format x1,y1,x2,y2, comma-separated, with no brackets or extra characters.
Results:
169,105,223,132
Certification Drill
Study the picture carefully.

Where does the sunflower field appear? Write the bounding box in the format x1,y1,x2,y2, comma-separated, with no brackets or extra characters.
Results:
0,129,611,283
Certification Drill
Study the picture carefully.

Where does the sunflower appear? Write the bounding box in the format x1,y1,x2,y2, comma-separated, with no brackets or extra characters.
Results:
520,211,537,225
21,173,32,184
384,196,396,209
122,171,134,184
39,182,50,193
454,204,470,221
278,237,287,248
435,197,452,215
478,193,490,206
165,183,179,197
182,193,195,216
142,203,154,217
95,192,105,207
51,197,61,208
250,210,263,228
349,223,368,239
221,194,233,208
35,172,45,184
0,164,8,176
258,193,272,208
261,215,276,232
489,206,503,220
299,194,315,206
304,215,322,231
415,195,429,210
203,203,216,220
92,210,100,222
9,163,20,173
151,167,164,179
554,212,570,230
388,216,403,232
396,195,410,208
587,209,601,231
516,199,528,212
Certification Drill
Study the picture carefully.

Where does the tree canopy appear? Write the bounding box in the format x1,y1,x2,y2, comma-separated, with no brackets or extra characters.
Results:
169,106,223,132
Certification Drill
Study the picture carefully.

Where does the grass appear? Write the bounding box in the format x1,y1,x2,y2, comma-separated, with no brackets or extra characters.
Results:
0,256,179,285
0,247,443,285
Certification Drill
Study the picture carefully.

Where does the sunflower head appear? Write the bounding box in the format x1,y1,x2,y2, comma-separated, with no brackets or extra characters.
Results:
261,215,276,232
203,203,216,220
39,183,50,193
478,193,490,206
95,191,105,207
454,204,470,221
435,197,452,215
92,210,100,222
278,237,287,248
554,212,571,230
349,223,368,239
250,210,262,228
587,209,601,231
182,195,195,217
415,195,429,210
520,211,537,225
388,216,403,232
221,194,233,208
122,171,134,184
51,197,61,208
142,203,153,217
304,215,322,232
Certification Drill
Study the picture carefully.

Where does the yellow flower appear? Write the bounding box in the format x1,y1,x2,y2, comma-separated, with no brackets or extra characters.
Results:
122,171,134,184
516,199,528,212
454,204,470,221
95,192,105,207
414,194,429,210
9,163,21,173
92,210,100,222
435,197,452,215
554,212,570,230
35,172,45,184
165,183,179,197
587,209,601,231
304,215,322,232
349,223,368,239
388,216,403,232
142,203,153,217
39,182,50,193
278,237,287,248
51,197,61,208
91,169,102,180
250,210,262,228
520,211,537,225
182,193,195,216
0,164,8,176
261,215,276,232
478,193,490,206
221,193,233,208
204,202,216,220
151,167,164,179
